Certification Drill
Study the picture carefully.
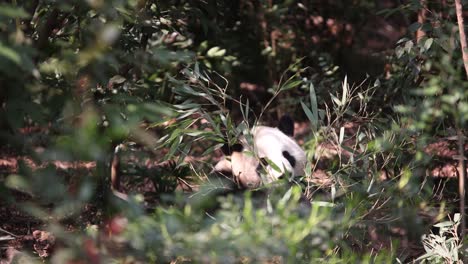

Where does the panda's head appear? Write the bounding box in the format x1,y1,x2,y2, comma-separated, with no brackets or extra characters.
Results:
214,115,306,189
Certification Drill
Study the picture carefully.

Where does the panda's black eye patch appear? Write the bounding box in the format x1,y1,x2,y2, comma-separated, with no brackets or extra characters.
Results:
232,143,244,152
282,151,296,167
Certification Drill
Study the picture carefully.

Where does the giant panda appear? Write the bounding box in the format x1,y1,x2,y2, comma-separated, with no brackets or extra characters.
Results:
214,115,306,189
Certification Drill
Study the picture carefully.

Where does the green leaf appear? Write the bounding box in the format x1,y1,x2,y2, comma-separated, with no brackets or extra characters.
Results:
424,38,433,51
109,75,126,84
0,4,29,19
454,213,461,223
330,94,342,106
398,169,411,189
339,126,345,144
309,83,318,117
5,174,31,192
167,135,183,158
341,75,348,105
281,79,302,91
185,130,212,137
207,46,226,58
279,187,293,207
311,201,335,207
0,42,21,65
300,83,320,131
201,143,223,156
265,158,282,173
433,221,454,228
405,40,414,53
395,46,404,58
301,101,316,131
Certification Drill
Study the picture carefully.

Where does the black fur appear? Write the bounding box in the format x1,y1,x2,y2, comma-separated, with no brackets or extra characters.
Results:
282,151,296,168
221,143,244,155
278,115,294,137
232,143,243,152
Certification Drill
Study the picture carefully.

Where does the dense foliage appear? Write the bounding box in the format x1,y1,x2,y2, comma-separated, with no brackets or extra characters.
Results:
0,0,467,263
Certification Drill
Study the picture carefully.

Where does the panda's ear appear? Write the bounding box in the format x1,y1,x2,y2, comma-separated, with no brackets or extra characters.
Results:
214,159,232,173
278,115,294,137
221,143,244,155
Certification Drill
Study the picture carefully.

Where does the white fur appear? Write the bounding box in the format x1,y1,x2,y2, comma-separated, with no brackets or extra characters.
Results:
215,125,306,186
250,126,306,182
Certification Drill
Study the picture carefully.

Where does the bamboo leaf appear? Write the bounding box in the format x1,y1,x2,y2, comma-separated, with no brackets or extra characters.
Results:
301,101,317,131
341,75,348,106
309,82,319,127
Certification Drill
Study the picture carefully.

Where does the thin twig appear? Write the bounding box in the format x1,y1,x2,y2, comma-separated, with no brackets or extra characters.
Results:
455,0,468,78
0,227,20,238
454,0,467,239
457,130,466,239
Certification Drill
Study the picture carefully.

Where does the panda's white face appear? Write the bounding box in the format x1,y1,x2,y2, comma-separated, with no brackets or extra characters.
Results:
214,116,306,188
